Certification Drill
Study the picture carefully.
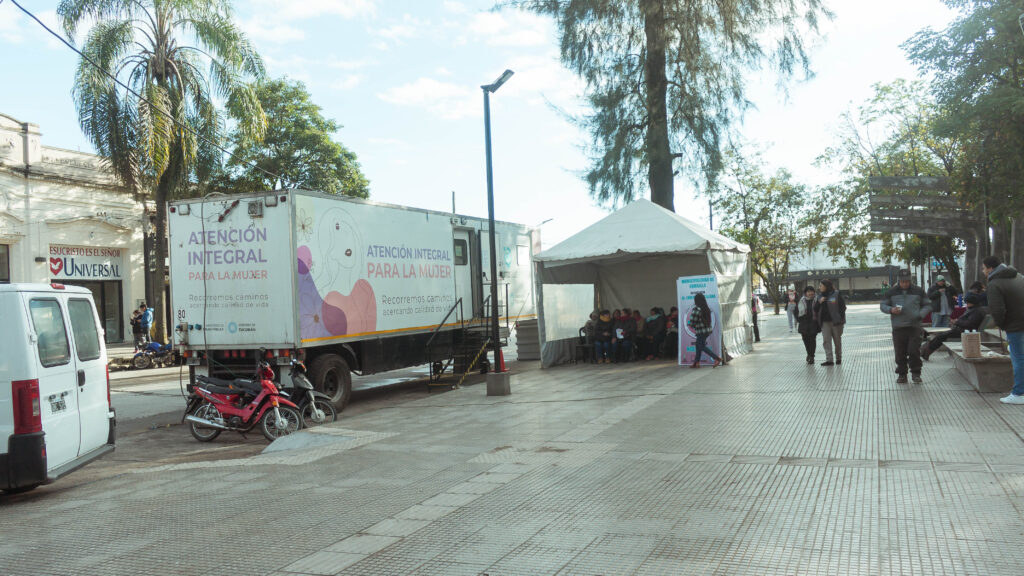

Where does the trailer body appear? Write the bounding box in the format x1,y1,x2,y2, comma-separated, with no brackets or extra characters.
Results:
168,191,537,408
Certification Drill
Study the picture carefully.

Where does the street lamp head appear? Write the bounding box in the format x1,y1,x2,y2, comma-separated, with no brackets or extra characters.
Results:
483,69,514,92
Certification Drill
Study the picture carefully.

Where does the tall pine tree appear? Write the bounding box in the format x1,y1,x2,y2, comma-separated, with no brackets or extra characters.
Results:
514,0,830,211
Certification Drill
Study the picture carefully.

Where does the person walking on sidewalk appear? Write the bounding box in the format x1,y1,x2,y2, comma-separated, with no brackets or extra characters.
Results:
785,289,799,333
921,293,987,360
813,279,846,366
751,294,762,343
687,293,722,368
927,275,958,328
880,269,931,384
797,285,820,364
982,256,1024,404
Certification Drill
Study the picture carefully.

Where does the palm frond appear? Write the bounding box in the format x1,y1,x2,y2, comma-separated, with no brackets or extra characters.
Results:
57,0,136,40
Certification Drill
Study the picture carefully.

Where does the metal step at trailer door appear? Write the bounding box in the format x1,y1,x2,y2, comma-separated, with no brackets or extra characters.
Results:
427,289,512,387
514,318,540,361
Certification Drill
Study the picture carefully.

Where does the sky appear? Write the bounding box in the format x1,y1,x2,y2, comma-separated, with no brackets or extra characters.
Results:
0,0,959,248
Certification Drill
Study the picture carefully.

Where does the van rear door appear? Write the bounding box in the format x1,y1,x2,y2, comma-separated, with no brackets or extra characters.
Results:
66,297,109,454
24,295,80,469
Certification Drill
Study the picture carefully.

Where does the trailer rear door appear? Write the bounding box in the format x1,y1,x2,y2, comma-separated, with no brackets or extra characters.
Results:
168,195,295,348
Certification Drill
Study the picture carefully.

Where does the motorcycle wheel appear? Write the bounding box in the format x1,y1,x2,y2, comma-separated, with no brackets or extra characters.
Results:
300,398,337,428
132,354,153,370
189,402,222,442
261,406,301,442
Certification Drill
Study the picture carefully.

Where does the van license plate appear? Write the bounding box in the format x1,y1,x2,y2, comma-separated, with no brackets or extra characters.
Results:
50,398,67,412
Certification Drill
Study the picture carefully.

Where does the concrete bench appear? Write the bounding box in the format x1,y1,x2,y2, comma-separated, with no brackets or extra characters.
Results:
944,341,1013,393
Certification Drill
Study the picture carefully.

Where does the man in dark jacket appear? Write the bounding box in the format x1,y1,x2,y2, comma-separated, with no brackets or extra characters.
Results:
880,269,932,384
920,293,987,360
927,275,958,328
983,256,1024,404
796,285,820,364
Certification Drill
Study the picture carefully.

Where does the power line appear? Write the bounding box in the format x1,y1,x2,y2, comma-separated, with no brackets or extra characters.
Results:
4,0,289,190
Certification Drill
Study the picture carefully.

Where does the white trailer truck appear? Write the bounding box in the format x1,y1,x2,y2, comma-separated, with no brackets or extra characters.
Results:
168,191,538,410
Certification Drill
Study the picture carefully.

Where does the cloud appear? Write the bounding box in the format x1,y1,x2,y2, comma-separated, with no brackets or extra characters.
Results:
239,18,305,44
262,54,316,82
492,51,586,111
251,0,377,21
372,14,430,50
0,8,65,49
0,7,25,43
377,78,478,120
443,1,468,14
331,75,363,91
378,14,424,42
329,58,372,70
468,11,549,47
367,137,411,149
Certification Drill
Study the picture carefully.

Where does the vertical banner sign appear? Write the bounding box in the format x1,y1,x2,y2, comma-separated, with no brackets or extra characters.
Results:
677,274,723,366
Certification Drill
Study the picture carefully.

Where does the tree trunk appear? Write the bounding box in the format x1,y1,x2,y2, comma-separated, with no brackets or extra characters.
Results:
992,221,1011,265
642,0,674,212
151,176,170,344
963,235,976,286
1012,218,1024,272
943,258,963,293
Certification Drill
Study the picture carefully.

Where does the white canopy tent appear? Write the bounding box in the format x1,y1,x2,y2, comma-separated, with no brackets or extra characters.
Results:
534,199,753,367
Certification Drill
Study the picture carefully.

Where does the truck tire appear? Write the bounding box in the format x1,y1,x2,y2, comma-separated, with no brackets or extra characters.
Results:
309,354,352,412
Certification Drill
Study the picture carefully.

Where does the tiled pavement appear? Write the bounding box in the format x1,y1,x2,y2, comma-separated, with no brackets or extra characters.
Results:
5,304,1024,575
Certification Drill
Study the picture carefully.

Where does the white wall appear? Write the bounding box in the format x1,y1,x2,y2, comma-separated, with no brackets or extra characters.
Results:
0,113,145,343
790,238,892,271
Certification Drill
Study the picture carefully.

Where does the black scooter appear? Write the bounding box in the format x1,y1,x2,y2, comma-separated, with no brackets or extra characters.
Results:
279,358,337,427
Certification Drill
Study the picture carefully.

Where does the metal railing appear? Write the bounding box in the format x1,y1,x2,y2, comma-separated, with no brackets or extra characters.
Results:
425,284,511,384
426,298,464,383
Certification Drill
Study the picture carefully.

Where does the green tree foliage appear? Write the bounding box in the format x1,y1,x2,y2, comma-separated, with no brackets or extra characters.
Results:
706,149,807,313
215,78,369,197
904,0,1024,227
58,0,266,342
511,0,829,211
807,80,964,289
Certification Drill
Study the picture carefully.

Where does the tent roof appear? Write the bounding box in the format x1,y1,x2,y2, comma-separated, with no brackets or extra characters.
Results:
535,198,749,265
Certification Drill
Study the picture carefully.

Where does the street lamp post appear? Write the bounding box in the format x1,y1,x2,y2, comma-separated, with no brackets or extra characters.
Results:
482,69,513,373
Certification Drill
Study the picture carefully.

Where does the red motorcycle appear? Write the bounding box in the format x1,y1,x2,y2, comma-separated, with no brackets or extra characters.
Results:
184,357,302,442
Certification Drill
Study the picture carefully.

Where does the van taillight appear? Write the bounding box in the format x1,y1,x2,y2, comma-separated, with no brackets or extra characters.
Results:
106,365,111,407
12,379,42,434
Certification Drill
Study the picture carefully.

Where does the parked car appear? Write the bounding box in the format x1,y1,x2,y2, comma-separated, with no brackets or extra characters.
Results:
1,283,116,493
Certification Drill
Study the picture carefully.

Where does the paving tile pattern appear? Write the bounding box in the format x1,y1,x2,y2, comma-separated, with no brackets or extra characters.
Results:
4,305,1024,574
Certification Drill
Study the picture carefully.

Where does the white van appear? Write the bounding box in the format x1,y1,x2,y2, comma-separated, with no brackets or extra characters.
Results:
1,283,116,493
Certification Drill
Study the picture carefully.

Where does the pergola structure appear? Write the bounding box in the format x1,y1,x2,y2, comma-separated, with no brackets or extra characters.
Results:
867,176,987,285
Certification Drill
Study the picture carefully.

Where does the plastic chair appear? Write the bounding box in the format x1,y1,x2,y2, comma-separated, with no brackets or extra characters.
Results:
575,328,594,364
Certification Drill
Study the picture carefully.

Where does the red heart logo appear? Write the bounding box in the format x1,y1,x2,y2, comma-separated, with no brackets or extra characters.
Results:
49,257,64,276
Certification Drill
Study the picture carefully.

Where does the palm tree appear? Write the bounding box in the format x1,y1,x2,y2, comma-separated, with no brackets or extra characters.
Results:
58,0,266,342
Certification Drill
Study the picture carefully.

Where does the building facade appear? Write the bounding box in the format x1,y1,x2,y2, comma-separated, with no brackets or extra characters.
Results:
786,241,898,300
0,113,146,343
786,239,965,300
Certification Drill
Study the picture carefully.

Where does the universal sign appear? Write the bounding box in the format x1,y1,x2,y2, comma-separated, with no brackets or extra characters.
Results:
49,245,123,280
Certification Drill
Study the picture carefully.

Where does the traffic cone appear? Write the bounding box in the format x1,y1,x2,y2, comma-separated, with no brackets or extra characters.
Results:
497,348,506,372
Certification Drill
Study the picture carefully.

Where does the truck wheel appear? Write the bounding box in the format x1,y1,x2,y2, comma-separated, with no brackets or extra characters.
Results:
2,484,40,495
309,354,352,412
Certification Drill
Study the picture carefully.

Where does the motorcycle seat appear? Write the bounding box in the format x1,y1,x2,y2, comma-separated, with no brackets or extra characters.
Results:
202,384,240,396
197,375,262,395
